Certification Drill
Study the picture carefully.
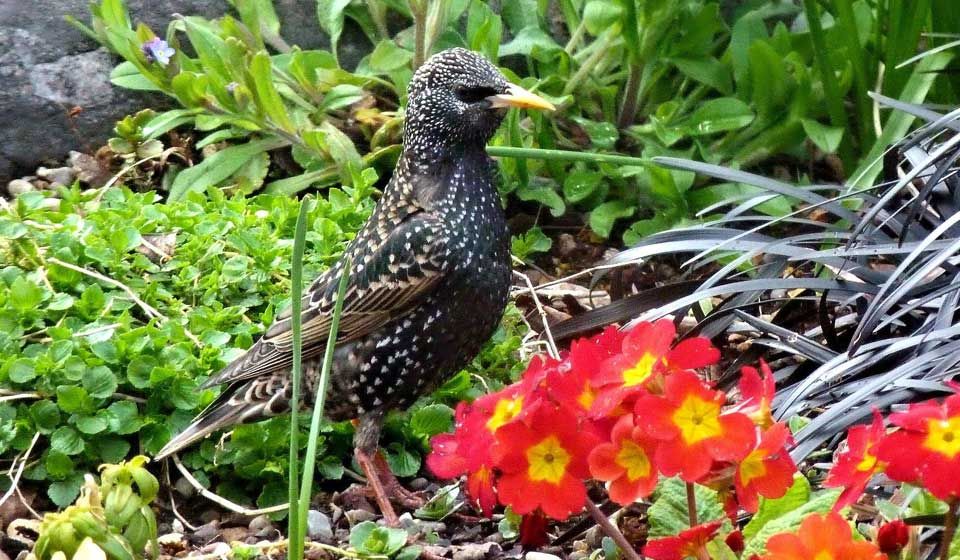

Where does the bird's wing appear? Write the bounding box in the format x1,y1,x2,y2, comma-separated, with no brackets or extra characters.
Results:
201,208,449,388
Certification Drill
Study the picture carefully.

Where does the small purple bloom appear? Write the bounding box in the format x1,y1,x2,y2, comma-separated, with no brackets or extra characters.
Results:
141,37,175,66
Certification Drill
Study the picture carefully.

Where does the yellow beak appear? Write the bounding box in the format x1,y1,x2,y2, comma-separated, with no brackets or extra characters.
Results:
487,84,556,111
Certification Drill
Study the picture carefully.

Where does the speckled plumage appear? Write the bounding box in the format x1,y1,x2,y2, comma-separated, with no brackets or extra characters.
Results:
156,49,521,460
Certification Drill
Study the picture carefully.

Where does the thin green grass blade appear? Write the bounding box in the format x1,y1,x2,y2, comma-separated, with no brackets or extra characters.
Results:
486,145,648,167
297,257,351,545
286,196,312,560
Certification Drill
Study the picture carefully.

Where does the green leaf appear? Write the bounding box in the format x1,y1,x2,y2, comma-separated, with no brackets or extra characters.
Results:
94,436,131,463
467,0,502,60
511,226,552,261
45,451,74,479
410,404,454,439
682,97,754,136
316,0,352,59
671,57,733,95
800,118,844,154
369,40,413,73
57,386,95,414
350,521,407,556
9,358,37,383
648,478,727,537
29,400,61,433
50,426,84,455
83,366,118,398
90,340,119,363
141,109,199,140
742,489,841,557
10,276,45,311
110,61,163,91
249,52,294,131
583,1,623,36
517,183,565,217
168,137,288,202
589,200,636,238
743,475,811,540
384,443,420,478
126,356,156,389
106,401,141,435
563,170,604,203
75,415,108,435
48,474,84,507
500,26,562,58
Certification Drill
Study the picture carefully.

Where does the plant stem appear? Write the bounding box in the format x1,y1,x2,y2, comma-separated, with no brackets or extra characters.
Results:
617,62,643,129
286,197,311,560
686,482,698,527
486,146,648,167
563,30,616,96
585,498,643,560
297,255,351,543
410,0,427,69
940,498,959,560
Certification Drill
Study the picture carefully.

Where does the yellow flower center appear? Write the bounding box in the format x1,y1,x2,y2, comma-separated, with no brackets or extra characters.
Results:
623,353,658,386
672,395,723,445
923,417,960,459
615,440,651,481
856,452,878,472
526,435,571,484
738,449,767,486
577,383,596,410
487,396,523,431
814,551,834,560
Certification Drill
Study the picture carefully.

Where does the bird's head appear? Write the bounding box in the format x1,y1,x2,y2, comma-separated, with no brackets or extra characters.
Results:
403,48,554,162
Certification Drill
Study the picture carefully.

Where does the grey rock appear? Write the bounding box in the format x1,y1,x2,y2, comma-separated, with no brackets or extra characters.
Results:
7,179,34,196
248,514,275,538
306,510,333,542
173,476,195,498
409,477,430,491
170,519,185,534
36,165,76,186
524,553,561,560
0,0,372,182
344,508,378,525
453,542,500,560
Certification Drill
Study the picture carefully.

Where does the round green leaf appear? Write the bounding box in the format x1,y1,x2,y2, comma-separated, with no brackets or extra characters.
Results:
29,400,61,433
50,426,84,455
82,366,118,399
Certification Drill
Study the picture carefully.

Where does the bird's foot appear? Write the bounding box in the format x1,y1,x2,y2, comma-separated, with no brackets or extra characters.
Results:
372,452,427,511
355,447,401,527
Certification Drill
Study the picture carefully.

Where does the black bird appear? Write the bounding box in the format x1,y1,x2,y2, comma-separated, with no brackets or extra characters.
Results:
155,48,554,523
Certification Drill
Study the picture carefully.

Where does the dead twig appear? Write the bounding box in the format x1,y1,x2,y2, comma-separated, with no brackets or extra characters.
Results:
171,454,288,516
1,432,41,508
512,264,560,360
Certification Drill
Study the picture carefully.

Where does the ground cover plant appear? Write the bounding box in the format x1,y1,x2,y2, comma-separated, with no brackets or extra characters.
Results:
3,0,960,559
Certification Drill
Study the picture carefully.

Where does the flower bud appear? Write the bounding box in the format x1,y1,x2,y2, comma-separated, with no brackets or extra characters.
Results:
877,519,909,554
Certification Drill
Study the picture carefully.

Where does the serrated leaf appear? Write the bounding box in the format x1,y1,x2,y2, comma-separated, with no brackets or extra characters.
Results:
50,426,84,455
29,400,61,433
83,366,118,398
48,474,84,507
590,201,635,238
517,184,565,217
742,489,840,557
648,478,726,537
743,475,811,540
410,404,454,439
9,358,37,383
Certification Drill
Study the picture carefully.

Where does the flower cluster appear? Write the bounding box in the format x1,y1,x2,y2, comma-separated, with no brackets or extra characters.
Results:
825,383,960,504
427,320,798,521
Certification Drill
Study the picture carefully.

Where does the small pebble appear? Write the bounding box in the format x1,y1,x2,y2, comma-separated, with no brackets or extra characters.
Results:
14,552,29,560
525,553,561,560
174,476,195,498
307,510,333,542
39,198,60,211
344,509,377,525
248,514,274,537
37,166,76,187
157,533,183,545
170,519,184,534
200,542,231,556
409,477,430,491
190,520,219,543
453,542,500,560
7,180,34,197
569,553,586,560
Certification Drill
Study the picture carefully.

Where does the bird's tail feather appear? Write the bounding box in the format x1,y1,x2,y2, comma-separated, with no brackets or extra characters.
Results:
154,389,251,460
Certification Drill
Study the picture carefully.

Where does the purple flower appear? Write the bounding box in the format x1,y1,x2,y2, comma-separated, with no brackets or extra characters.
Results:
141,38,175,66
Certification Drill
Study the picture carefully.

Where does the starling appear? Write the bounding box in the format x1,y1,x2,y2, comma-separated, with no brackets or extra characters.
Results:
155,48,554,523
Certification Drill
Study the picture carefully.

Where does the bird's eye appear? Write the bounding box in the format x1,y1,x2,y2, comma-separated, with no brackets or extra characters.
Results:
455,85,499,104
